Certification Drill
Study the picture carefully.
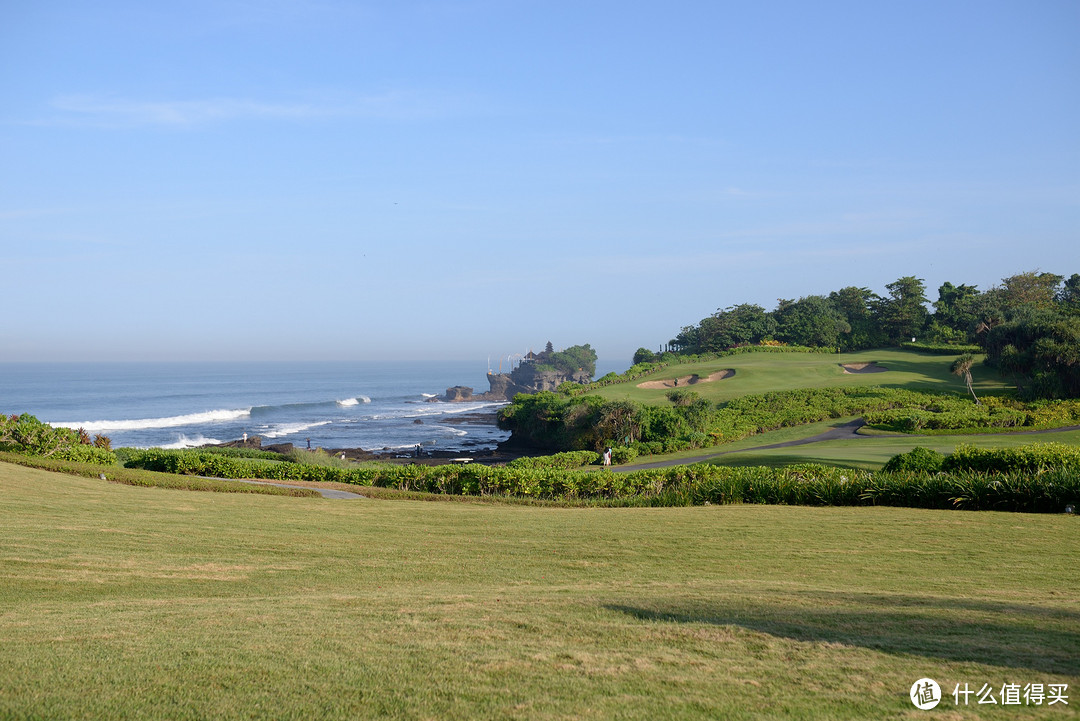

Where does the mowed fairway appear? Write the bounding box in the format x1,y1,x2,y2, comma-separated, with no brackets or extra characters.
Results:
2,463,1077,720
592,349,1010,405
710,426,1080,471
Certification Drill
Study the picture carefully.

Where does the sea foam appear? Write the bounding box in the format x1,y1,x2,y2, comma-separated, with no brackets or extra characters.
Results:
336,396,371,407
158,434,224,449
261,420,333,439
53,408,252,433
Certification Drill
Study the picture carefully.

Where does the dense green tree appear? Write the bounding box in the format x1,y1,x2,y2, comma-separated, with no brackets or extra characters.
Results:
828,286,883,349
774,295,851,348
597,400,643,446
933,282,981,335
971,286,1010,339
537,344,597,378
633,347,659,365
695,304,777,352
877,276,930,343
1057,274,1080,314
1000,271,1063,310
670,325,699,353
983,308,1080,399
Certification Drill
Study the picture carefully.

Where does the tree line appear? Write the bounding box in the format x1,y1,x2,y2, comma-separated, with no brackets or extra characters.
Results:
635,271,1079,399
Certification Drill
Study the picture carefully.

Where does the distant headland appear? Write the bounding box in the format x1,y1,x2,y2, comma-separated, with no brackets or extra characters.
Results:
439,342,597,402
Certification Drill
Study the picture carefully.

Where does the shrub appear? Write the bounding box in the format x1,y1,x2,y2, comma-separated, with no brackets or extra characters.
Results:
55,444,118,465
507,450,600,470
194,446,284,461
941,443,1080,474
0,414,113,460
631,441,665,456
882,447,945,473
609,446,638,465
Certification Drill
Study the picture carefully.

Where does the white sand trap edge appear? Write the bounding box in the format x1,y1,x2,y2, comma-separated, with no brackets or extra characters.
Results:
841,362,888,374
637,369,735,389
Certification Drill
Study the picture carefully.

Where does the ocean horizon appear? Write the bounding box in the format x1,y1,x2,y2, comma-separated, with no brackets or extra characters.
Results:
0,359,627,453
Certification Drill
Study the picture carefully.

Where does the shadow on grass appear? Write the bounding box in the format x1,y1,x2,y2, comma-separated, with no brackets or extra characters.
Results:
605,590,1080,676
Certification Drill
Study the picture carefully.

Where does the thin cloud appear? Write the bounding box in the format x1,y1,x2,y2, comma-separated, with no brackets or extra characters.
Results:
46,90,469,127
0,206,81,221
50,95,322,126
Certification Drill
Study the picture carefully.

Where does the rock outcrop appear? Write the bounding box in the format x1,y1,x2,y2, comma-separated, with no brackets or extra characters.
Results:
442,386,475,402
442,342,597,402
443,365,592,402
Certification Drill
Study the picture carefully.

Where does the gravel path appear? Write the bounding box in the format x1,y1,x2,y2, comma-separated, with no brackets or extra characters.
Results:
205,477,367,499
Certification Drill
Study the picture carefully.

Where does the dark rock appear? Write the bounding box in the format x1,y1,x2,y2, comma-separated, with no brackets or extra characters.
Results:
443,386,474,402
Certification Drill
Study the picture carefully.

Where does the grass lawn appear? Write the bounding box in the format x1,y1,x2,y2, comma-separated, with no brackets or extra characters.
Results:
592,349,1010,406
2,462,1077,719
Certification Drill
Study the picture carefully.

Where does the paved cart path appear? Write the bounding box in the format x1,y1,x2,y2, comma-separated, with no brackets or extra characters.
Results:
203,477,367,499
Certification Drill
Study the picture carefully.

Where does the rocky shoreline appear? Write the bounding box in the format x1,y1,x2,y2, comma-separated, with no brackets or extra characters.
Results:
210,407,526,466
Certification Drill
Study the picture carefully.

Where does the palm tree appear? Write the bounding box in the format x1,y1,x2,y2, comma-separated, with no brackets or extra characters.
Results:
951,354,980,404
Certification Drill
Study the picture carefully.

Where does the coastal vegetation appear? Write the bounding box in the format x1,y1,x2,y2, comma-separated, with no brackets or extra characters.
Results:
0,413,116,464
2,269,1078,514
643,270,1080,400
6,437,1077,513
491,269,1080,475
3,271,1079,720
499,352,1079,456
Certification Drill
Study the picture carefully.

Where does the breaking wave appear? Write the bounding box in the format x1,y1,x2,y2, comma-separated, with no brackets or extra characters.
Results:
54,408,251,433
158,434,224,449
260,420,333,439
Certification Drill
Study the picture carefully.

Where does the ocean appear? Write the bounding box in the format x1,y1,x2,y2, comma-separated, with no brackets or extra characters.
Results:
0,360,625,453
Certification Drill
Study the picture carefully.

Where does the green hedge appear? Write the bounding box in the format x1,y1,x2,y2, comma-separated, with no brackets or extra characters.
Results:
941,443,1080,474
8,443,1077,512
863,396,1080,433
116,444,1080,512
54,444,118,465
508,450,601,470
899,342,982,355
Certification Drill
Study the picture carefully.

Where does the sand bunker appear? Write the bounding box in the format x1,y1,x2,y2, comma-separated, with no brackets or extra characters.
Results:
637,369,734,389
841,362,888,374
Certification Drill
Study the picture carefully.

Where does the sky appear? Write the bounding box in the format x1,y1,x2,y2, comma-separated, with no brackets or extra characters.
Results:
2,0,1077,366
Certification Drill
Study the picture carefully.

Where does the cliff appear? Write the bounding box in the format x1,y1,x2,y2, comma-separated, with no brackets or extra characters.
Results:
442,365,593,402
441,343,597,402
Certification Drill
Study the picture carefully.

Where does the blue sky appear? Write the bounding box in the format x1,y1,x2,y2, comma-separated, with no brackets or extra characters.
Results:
2,0,1077,366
